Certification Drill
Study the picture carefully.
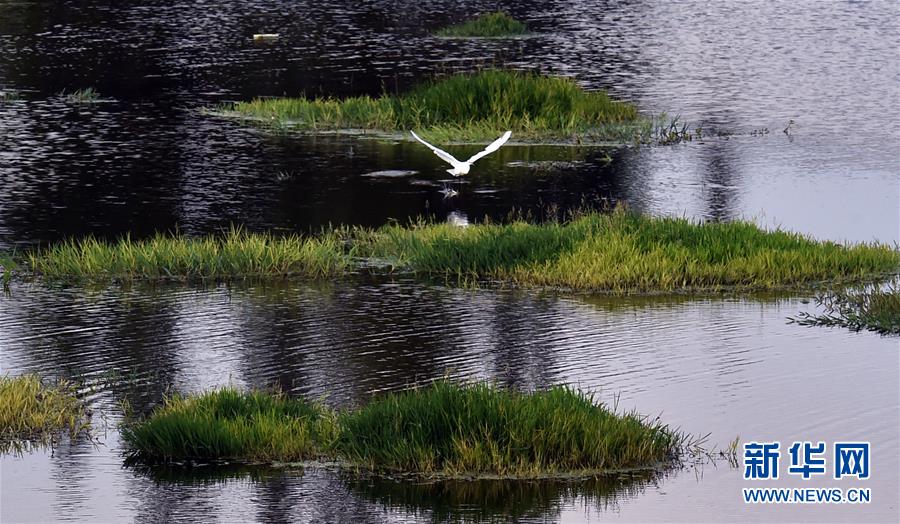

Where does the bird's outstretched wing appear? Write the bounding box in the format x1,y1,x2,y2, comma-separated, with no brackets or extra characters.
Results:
465,131,512,164
411,131,461,168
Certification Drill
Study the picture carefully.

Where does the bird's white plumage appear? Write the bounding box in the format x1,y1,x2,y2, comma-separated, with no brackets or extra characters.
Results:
410,130,511,176
410,131,462,169
465,131,512,164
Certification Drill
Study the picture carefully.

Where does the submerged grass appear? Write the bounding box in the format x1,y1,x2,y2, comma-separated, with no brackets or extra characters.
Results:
24,210,900,292
435,12,528,38
789,285,900,335
226,70,641,143
0,375,89,452
122,381,681,477
369,209,900,293
29,226,350,281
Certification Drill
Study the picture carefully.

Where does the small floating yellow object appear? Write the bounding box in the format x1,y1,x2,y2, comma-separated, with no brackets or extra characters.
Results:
253,33,280,41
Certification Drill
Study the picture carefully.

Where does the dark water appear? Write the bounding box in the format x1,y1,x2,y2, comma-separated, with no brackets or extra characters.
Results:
1,280,898,522
1,0,897,248
1,0,899,522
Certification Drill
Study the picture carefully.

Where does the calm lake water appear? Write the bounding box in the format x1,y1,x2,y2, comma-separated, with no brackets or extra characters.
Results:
1,0,898,522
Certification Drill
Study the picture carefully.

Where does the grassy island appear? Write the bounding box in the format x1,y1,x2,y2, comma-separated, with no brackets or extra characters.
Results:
336,381,677,475
23,210,900,294
121,388,331,463
368,210,899,293
122,381,680,477
0,375,88,452
435,12,528,38
27,227,350,281
223,70,643,143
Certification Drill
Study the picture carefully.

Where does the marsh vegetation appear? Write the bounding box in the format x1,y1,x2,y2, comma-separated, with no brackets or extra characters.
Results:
336,380,679,475
223,70,644,143
63,87,102,104
0,375,89,453
122,380,681,477
121,388,332,463
435,12,528,38
24,209,899,293
0,252,16,292
28,227,350,281
790,285,900,335
370,209,899,292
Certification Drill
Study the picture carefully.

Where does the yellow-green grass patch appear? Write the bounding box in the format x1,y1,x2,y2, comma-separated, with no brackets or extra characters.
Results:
0,374,89,452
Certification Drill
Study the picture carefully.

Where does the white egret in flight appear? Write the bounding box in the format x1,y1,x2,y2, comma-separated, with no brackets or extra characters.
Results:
411,130,512,176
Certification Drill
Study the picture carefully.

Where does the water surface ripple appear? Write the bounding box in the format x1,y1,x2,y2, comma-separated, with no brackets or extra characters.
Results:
1,281,897,522
0,0,897,247
1,0,899,522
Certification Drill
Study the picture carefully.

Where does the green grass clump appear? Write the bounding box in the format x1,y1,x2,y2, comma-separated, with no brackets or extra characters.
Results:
0,375,88,452
337,381,678,476
29,226,350,281
435,12,528,38
790,285,900,335
121,388,334,463
227,70,640,142
63,87,101,104
24,210,899,292
0,252,16,291
371,209,900,292
122,381,681,476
